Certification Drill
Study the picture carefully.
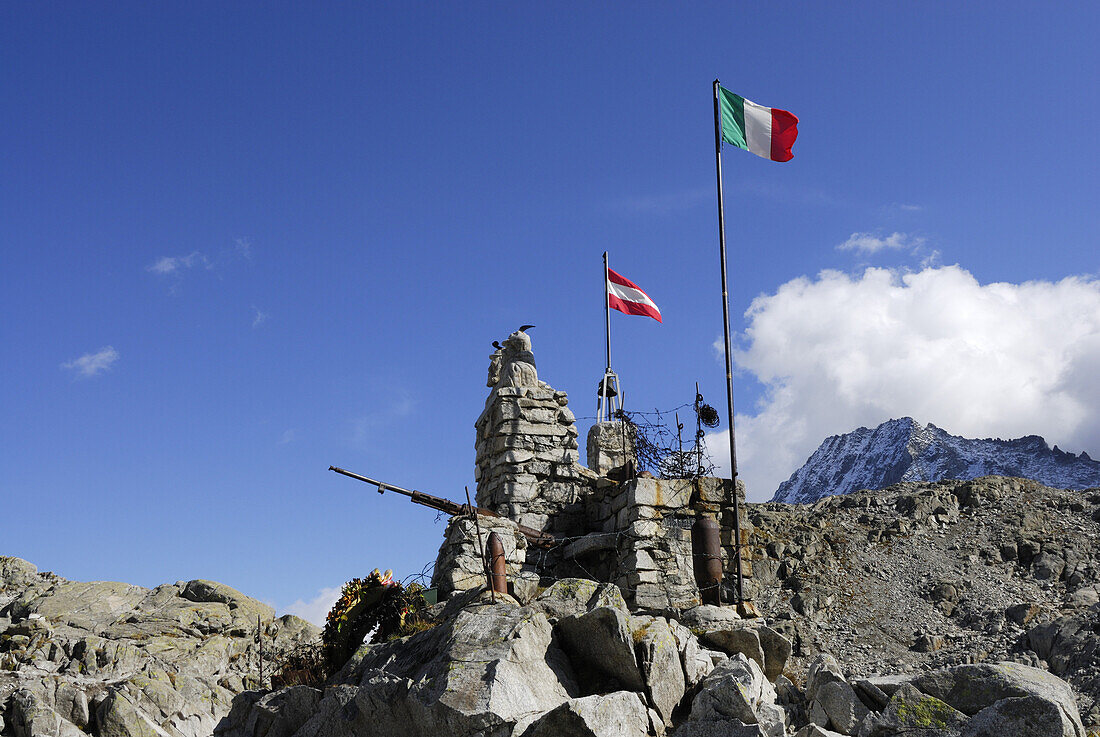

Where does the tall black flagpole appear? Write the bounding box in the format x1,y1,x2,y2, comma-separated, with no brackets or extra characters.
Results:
713,78,745,605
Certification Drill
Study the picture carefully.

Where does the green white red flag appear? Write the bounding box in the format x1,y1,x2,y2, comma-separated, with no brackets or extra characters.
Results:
718,86,798,162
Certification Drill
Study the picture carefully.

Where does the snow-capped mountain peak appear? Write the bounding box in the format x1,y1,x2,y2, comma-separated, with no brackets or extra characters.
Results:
770,418,1100,503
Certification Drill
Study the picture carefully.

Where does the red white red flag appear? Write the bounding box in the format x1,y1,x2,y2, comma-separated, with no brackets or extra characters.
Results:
607,267,662,323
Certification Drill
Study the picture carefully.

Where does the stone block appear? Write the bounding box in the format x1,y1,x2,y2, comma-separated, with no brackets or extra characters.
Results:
631,586,671,611
587,421,637,475
564,532,618,559
624,550,657,570
702,627,766,673
500,420,568,437
627,478,664,507
626,570,659,586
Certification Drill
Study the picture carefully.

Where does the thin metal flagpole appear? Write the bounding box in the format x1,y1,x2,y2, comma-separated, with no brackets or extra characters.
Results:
713,78,746,606
603,251,612,373
599,252,613,423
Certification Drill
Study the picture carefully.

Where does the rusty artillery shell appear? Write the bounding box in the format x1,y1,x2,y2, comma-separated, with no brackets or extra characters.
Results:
691,515,723,605
485,531,508,596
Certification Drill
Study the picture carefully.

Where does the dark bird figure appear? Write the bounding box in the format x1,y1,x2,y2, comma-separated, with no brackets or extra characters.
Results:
518,325,536,332
492,341,501,350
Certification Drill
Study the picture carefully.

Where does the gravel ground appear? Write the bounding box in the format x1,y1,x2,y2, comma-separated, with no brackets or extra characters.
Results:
742,476,1100,726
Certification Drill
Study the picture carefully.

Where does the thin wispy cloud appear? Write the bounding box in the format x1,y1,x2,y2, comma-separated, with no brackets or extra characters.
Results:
731,179,844,208
612,188,711,215
147,237,255,283
62,346,119,377
837,231,923,255
147,251,211,275
279,429,296,445
881,202,924,214
252,306,269,328
350,393,417,446
920,249,942,269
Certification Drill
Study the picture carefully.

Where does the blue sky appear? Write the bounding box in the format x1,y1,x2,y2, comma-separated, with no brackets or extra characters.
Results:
4,3,1098,623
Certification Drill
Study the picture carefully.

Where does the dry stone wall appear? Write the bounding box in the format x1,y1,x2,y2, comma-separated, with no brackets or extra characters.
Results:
566,476,752,610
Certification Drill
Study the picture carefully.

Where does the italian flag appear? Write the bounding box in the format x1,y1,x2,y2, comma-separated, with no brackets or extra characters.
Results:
718,86,799,162
607,268,662,323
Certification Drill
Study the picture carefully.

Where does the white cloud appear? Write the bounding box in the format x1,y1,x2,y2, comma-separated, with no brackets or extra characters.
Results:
147,251,211,275
709,265,1100,502
279,429,296,445
282,586,341,627
62,346,119,377
252,306,269,328
837,231,923,255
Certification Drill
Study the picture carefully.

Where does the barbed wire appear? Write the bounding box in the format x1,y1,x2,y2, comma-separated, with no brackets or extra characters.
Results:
576,398,719,480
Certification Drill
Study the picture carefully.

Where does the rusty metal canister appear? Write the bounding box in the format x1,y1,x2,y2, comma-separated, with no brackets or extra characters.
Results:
691,515,723,605
485,532,508,596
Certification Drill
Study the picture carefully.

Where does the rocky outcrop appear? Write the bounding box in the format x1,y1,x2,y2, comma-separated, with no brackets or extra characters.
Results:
8,473,1099,736
0,556,318,737
215,579,1087,737
773,418,1100,503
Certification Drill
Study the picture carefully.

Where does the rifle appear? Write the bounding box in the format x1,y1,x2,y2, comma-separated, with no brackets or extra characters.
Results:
328,466,557,549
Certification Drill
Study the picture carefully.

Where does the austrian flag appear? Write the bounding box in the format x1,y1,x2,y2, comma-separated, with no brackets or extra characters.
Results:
607,268,662,323
718,86,799,162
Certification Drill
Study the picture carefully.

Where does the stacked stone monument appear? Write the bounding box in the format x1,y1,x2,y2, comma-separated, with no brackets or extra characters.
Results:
435,328,753,611
473,330,595,534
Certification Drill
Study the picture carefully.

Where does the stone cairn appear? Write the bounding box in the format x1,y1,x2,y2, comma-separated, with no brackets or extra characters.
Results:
473,330,594,534
433,328,752,610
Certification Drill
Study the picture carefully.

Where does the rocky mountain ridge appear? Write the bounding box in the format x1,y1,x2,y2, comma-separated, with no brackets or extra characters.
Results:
772,418,1100,504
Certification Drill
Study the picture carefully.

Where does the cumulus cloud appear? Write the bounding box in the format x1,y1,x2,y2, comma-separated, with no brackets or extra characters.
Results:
147,251,211,275
708,265,1100,501
282,586,341,627
837,231,923,255
62,346,119,377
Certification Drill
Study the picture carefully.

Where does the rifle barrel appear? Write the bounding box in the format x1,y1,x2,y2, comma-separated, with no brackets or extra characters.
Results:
328,466,416,498
328,465,558,549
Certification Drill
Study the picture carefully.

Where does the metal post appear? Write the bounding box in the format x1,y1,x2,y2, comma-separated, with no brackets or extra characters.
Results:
467,486,493,603
256,614,263,688
695,383,704,477
713,78,745,605
598,252,614,424
604,251,612,373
